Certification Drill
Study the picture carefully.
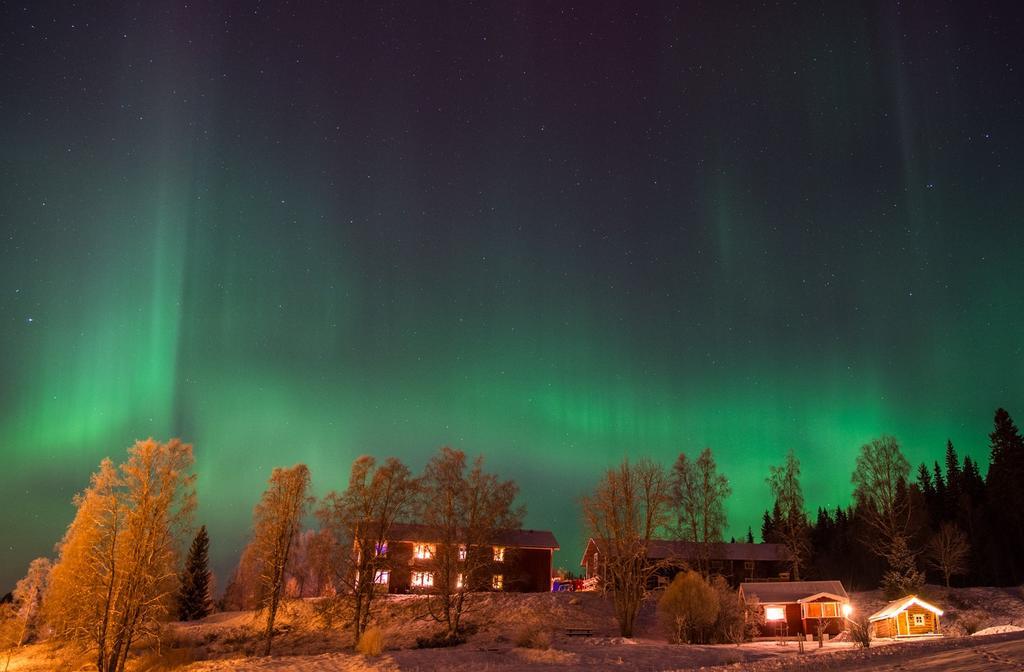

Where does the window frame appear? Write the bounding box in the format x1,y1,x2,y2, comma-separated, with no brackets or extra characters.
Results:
411,570,435,588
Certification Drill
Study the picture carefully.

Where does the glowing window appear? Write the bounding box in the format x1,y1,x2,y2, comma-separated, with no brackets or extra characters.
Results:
492,574,503,590
456,573,465,590
765,606,785,621
375,541,388,556
413,543,435,560
458,545,467,561
374,570,390,585
411,571,434,588
493,546,505,562
913,614,925,626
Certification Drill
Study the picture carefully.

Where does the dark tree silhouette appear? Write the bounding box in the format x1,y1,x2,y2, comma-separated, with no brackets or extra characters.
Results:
985,409,1024,583
177,526,212,621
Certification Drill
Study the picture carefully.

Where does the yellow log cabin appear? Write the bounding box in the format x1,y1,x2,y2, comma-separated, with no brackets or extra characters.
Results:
868,595,943,638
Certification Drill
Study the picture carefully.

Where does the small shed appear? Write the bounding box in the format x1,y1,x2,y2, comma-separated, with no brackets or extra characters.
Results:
868,595,943,638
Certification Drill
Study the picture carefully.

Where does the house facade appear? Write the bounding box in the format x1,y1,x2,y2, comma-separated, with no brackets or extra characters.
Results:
869,595,943,638
739,580,852,637
368,523,559,594
581,538,792,587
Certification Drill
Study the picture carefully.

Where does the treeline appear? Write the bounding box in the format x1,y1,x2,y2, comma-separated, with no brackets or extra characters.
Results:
0,442,523,668
766,408,1024,591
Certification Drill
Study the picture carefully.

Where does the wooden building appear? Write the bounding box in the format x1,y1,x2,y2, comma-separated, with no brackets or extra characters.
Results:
739,581,852,637
371,523,559,594
868,595,943,638
581,538,792,587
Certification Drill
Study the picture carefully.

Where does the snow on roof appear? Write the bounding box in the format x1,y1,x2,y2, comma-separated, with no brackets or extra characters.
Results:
739,580,850,605
868,595,944,622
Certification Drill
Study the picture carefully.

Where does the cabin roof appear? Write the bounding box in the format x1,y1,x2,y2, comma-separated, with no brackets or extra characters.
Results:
739,580,850,605
386,523,559,549
868,595,944,621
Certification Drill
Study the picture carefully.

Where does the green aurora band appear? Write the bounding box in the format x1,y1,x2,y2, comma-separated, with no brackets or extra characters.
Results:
2,1,1023,590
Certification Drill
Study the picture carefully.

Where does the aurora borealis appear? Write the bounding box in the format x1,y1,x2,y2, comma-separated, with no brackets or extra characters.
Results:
1,2,1023,592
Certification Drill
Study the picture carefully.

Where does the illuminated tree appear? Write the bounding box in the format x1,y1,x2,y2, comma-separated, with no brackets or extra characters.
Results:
670,448,731,576
657,570,718,644
418,447,523,638
244,464,313,656
318,456,418,641
766,449,809,579
43,438,196,672
583,457,672,637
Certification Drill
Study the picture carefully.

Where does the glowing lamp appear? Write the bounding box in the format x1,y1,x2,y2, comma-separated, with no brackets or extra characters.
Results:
842,604,853,618
765,606,785,621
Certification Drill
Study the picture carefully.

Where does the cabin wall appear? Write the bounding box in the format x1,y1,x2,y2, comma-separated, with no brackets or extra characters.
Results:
871,617,896,638
871,607,938,638
903,606,938,635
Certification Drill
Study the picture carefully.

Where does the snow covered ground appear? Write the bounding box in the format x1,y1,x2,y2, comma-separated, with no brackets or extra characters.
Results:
6,585,1024,670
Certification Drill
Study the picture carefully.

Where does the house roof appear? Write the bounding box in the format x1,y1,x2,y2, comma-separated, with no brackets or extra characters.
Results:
581,537,791,566
868,595,944,622
739,580,850,605
386,523,559,549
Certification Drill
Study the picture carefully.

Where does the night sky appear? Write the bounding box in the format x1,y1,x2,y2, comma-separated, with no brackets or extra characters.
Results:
2,1,1023,591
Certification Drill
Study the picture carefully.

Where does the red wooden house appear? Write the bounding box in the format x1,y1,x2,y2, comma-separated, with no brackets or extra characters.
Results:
371,523,559,594
581,538,792,587
739,580,852,637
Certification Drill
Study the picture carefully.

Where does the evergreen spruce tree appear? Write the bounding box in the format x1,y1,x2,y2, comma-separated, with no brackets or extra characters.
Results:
177,525,212,621
932,461,946,521
760,509,775,543
944,440,962,518
985,408,1024,583
916,463,939,528
961,456,985,504
881,536,925,598
745,527,755,544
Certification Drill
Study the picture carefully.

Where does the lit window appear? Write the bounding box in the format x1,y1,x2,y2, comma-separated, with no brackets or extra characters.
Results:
411,571,434,588
492,574,503,590
458,545,467,561
913,614,925,626
375,541,388,556
456,573,465,590
765,606,785,621
413,543,435,560
493,546,505,562
374,570,390,585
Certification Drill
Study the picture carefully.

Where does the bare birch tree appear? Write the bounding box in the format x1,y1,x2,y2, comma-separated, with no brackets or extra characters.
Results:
43,438,196,672
245,464,313,656
418,447,523,639
851,435,924,595
766,449,810,579
582,457,672,637
318,456,418,641
926,522,970,587
670,448,731,576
